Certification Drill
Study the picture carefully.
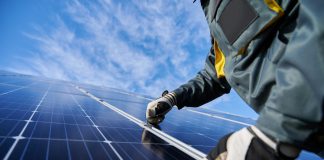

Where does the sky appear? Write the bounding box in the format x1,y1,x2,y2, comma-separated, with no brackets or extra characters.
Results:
0,0,258,118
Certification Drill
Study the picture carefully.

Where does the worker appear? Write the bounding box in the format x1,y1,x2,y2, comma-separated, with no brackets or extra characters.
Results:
146,0,324,159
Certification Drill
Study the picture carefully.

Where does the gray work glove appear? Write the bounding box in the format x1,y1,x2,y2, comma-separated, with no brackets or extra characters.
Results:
146,91,177,125
207,126,300,160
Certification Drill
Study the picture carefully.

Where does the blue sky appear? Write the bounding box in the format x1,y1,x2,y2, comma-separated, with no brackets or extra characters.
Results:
0,0,257,118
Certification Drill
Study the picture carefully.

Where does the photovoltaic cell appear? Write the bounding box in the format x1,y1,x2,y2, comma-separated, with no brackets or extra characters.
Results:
0,73,321,160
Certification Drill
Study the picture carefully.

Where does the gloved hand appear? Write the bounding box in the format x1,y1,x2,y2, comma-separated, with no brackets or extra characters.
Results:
146,91,177,125
207,126,300,160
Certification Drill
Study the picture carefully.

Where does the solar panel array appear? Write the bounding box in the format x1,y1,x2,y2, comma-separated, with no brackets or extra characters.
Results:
0,71,321,159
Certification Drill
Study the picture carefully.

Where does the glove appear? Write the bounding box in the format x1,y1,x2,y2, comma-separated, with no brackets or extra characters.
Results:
146,91,177,125
207,126,301,160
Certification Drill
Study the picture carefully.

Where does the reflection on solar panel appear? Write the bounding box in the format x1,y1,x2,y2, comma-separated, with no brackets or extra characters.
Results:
0,71,321,160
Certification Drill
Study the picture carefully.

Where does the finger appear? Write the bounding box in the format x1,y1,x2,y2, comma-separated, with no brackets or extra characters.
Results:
155,102,171,115
146,107,156,117
146,101,157,118
147,117,157,125
147,115,165,125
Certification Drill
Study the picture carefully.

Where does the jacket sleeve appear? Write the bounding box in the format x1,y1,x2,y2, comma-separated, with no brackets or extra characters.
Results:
172,46,231,109
256,1,324,151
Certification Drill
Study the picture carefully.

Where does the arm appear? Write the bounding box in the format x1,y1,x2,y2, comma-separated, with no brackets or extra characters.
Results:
256,0,324,153
146,42,231,125
173,45,231,109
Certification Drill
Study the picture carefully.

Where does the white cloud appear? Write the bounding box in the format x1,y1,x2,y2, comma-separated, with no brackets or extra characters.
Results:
8,0,210,97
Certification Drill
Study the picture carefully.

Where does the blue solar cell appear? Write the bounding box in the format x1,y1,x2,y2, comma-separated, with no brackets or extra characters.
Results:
165,132,217,146
20,139,48,160
50,114,65,124
0,120,25,137
63,115,77,124
77,125,105,141
85,141,119,159
47,140,71,160
9,139,29,159
65,124,83,139
50,123,67,139
23,122,50,138
6,110,31,120
32,112,51,122
100,127,144,142
112,142,194,160
73,115,92,125
0,138,14,158
68,141,92,159
92,118,139,128
0,109,14,119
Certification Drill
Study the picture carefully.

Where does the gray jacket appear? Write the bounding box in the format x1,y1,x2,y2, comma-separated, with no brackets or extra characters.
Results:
173,0,324,156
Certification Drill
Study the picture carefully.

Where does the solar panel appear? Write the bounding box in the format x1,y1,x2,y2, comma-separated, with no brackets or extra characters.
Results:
0,73,321,160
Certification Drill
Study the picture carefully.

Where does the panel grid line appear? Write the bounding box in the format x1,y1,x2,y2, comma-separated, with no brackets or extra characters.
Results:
71,95,123,160
46,108,53,160
68,95,93,160
62,107,73,160
107,126,150,160
20,104,43,159
4,86,49,160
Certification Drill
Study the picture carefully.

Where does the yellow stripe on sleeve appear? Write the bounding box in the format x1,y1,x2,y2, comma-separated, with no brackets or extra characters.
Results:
264,0,284,16
214,41,226,78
